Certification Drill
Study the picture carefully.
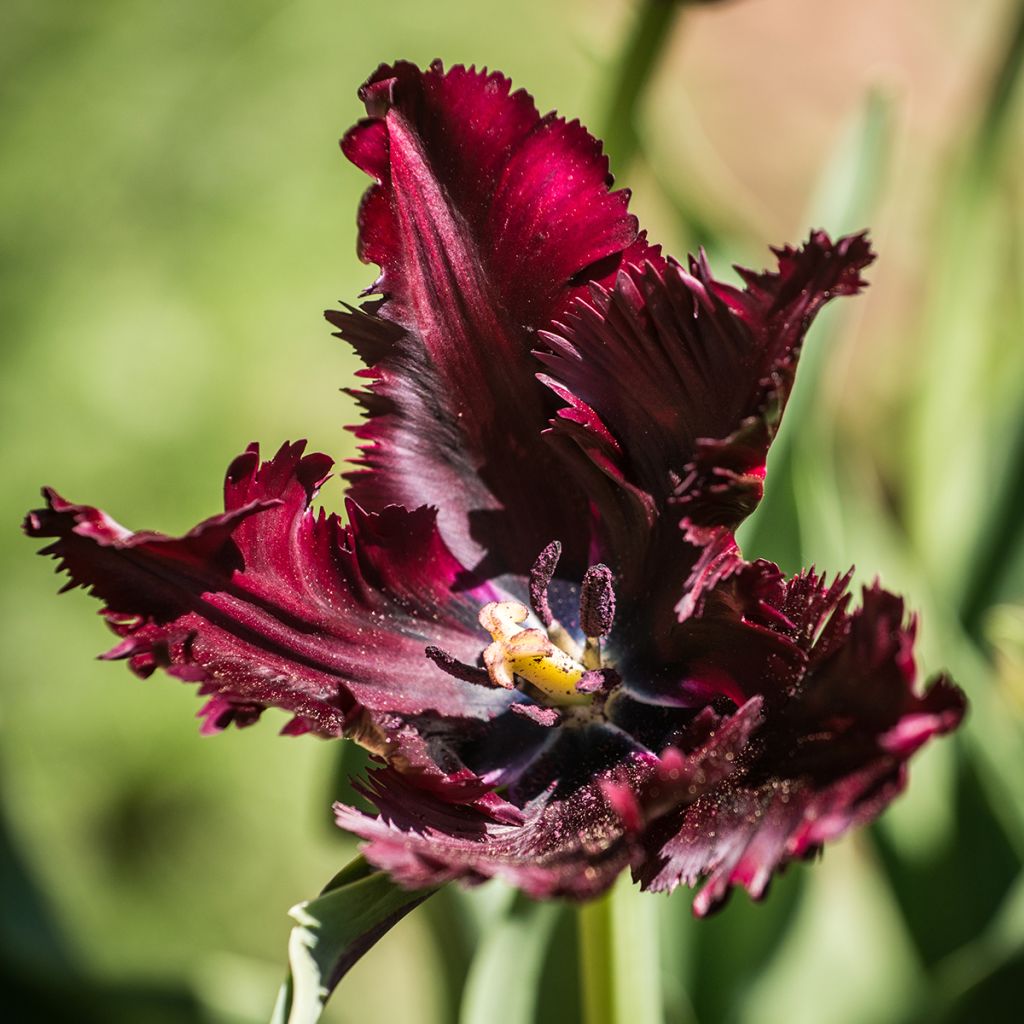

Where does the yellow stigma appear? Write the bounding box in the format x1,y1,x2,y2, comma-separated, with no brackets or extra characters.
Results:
479,601,590,706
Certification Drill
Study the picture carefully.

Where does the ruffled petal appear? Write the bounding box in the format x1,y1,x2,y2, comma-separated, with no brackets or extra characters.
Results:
25,441,513,738
335,736,643,900
539,231,875,535
620,572,966,913
329,60,662,577
336,709,755,900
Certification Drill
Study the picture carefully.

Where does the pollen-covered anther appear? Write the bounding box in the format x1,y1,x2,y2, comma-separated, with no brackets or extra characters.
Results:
579,564,616,670
528,540,582,660
478,600,590,706
528,541,561,627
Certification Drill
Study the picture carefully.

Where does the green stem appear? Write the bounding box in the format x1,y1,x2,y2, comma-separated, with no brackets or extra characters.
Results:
578,879,665,1024
601,0,683,174
578,889,616,1024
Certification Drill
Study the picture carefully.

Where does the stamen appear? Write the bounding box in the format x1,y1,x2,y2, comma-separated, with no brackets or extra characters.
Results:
576,668,619,695
510,702,561,727
580,564,616,637
528,540,561,627
580,564,616,670
527,539,581,660
479,600,590,706
425,646,492,686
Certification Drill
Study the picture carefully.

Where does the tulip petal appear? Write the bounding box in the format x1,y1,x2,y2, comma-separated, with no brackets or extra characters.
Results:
330,61,661,577
627,574,966,913
25,442,514,739
539,231,875,534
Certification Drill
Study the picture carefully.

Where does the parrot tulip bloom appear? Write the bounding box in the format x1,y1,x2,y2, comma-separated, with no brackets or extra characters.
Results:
25,61,964,913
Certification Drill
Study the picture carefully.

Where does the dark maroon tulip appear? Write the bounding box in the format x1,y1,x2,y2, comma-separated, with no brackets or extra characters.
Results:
26,61,964,912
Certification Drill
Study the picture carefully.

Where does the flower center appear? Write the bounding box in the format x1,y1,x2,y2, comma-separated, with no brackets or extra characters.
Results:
478,543,618,708
426,541,619,712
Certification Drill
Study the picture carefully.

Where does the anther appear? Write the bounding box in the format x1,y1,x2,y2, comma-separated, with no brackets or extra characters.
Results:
580,564,616,669
529,540,561,627
528,539,581,660
576,667,619,695
425,646,492,686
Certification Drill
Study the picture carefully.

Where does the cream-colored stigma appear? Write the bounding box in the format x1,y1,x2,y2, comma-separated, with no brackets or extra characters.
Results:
479,600,591,706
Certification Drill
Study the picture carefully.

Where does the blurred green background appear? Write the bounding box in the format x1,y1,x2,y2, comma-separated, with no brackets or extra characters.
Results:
3,0,1023,1021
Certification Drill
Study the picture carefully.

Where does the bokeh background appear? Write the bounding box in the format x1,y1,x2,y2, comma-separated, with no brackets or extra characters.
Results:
3,0,1023,1021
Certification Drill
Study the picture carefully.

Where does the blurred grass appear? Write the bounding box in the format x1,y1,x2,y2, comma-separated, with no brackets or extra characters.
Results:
4,0,1024,1022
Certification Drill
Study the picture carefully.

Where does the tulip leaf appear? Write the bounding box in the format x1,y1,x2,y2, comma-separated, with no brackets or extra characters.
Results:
270,856,436,1024
739,85,894,572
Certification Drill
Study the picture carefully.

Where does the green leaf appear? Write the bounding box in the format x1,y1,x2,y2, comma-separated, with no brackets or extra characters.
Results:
806,85,894,236
459,889,560,1024
738,85,894,569
270,856,436,1024
738,839,922,1024
905,7,1024,604
897,868,1024,1023
684,863,805,1024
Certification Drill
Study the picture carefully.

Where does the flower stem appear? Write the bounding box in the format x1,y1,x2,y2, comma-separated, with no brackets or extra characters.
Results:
578,877,664,1024
578,888,616,1024
601,0,683,174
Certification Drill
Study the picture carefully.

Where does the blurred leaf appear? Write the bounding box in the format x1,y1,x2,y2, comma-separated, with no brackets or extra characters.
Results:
961,415,1024,639
1,788,215,1023
608,881,664,1024
687,861,806,1023
906,2,1024,604
899,869,1024,1023
873,747,1021,968
937,948,1024,1024
1,964,215,1024
738,85,894,567
808,84,895,236
271,856,435,1024
0,789,74,973
904,172,1010,600
603,0,753,256
577,888,616,1024
536,899,582,1024
782,83,894,441
459,890,559,1024
656,892,697,1024
423,885,485,1024
599,0,680,175
987,603,1024,708
738,839,922,1024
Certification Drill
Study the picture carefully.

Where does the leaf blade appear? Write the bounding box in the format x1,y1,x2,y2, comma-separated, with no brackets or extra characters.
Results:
271,856,436,1024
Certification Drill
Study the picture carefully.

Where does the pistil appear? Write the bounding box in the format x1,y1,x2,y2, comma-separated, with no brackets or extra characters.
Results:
479,601,591,706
